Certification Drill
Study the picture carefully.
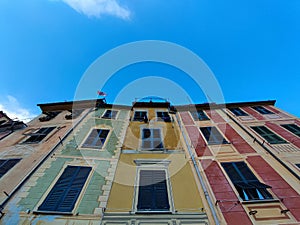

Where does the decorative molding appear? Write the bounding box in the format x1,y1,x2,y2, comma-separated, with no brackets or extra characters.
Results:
134,159,171,166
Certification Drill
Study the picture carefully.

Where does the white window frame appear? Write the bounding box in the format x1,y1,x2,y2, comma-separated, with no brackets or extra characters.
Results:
139,126,164,151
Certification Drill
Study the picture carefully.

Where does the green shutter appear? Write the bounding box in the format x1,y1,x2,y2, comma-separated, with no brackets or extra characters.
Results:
38,166,91,213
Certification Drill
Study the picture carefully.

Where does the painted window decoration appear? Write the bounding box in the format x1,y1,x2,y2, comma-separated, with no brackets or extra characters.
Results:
251,126,287,144
23,127,56,143
133,111,148,122
200,126,229,145
0,158,21,178
221,162,273,201
252,106,274,115
137,170,170,212
229,108,248,116
281,124,300,137
38,166,91,213
141,128,164,150
102,110,118,119
82,129,109,149
190,110,210,121
156,111,171,122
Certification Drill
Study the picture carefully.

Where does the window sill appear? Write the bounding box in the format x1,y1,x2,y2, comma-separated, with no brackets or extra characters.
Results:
32,210,73,215
241,198,280,205
269,142,289,145
207,142,231,146
134,211,172,214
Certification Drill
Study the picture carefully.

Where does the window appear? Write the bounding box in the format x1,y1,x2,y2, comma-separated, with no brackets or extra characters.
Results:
281,124,300,137
38,166,91,213
252,106,274,115
39,111,61,122
200,127,229,145
222,162,273,201
190,110,209,121
251,126,287,144
82,129,109,149
156,111,171,122
65,109,84,120
133,111,148,122
137,170,170,212
141,128,164,150
0,158,21,178
229,108,248,116
102,110,118,119
296,164,300,169
24,127,55,143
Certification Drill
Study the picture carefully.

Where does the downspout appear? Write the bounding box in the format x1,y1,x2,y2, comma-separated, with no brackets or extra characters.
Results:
0,108,93,209
220,108,300,181
175,114,221,225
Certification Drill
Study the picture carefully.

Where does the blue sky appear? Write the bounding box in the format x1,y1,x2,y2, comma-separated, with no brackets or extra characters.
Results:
0,0,299,121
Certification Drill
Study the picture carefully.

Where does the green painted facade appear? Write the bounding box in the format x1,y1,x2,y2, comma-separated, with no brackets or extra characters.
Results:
2,108,129,224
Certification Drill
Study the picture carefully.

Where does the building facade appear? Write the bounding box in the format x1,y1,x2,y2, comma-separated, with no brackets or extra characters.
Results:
0,99,299,225
103,100,209,224
178,101,300,224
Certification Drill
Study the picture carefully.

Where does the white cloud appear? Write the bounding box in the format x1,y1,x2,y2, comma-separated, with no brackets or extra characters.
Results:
59,0,131,20
0,95,37,123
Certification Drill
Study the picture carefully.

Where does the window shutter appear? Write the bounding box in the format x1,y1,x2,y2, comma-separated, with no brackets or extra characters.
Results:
137,170,169,212
0,159,21,178
38,166,91,212
281,124,300,137
138,170,154,210
153,170,169,210
235,162,257,182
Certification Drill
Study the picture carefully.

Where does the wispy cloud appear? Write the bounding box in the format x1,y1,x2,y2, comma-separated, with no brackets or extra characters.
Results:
59,0,131,20
0,95,37,123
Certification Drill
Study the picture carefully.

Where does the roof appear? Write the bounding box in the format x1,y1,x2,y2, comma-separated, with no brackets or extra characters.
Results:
37,99,276,112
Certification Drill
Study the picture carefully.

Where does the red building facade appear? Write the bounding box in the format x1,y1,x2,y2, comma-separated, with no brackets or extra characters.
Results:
178,100,300,224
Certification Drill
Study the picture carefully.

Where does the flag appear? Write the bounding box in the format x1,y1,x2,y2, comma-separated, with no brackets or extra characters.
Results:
97,91,107,96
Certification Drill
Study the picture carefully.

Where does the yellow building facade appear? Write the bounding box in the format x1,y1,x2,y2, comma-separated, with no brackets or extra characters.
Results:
103,102,209,224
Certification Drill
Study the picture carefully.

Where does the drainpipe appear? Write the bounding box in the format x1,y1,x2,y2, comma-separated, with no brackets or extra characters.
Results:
175,114,221,225
0,108,93,209
220,108,300,181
